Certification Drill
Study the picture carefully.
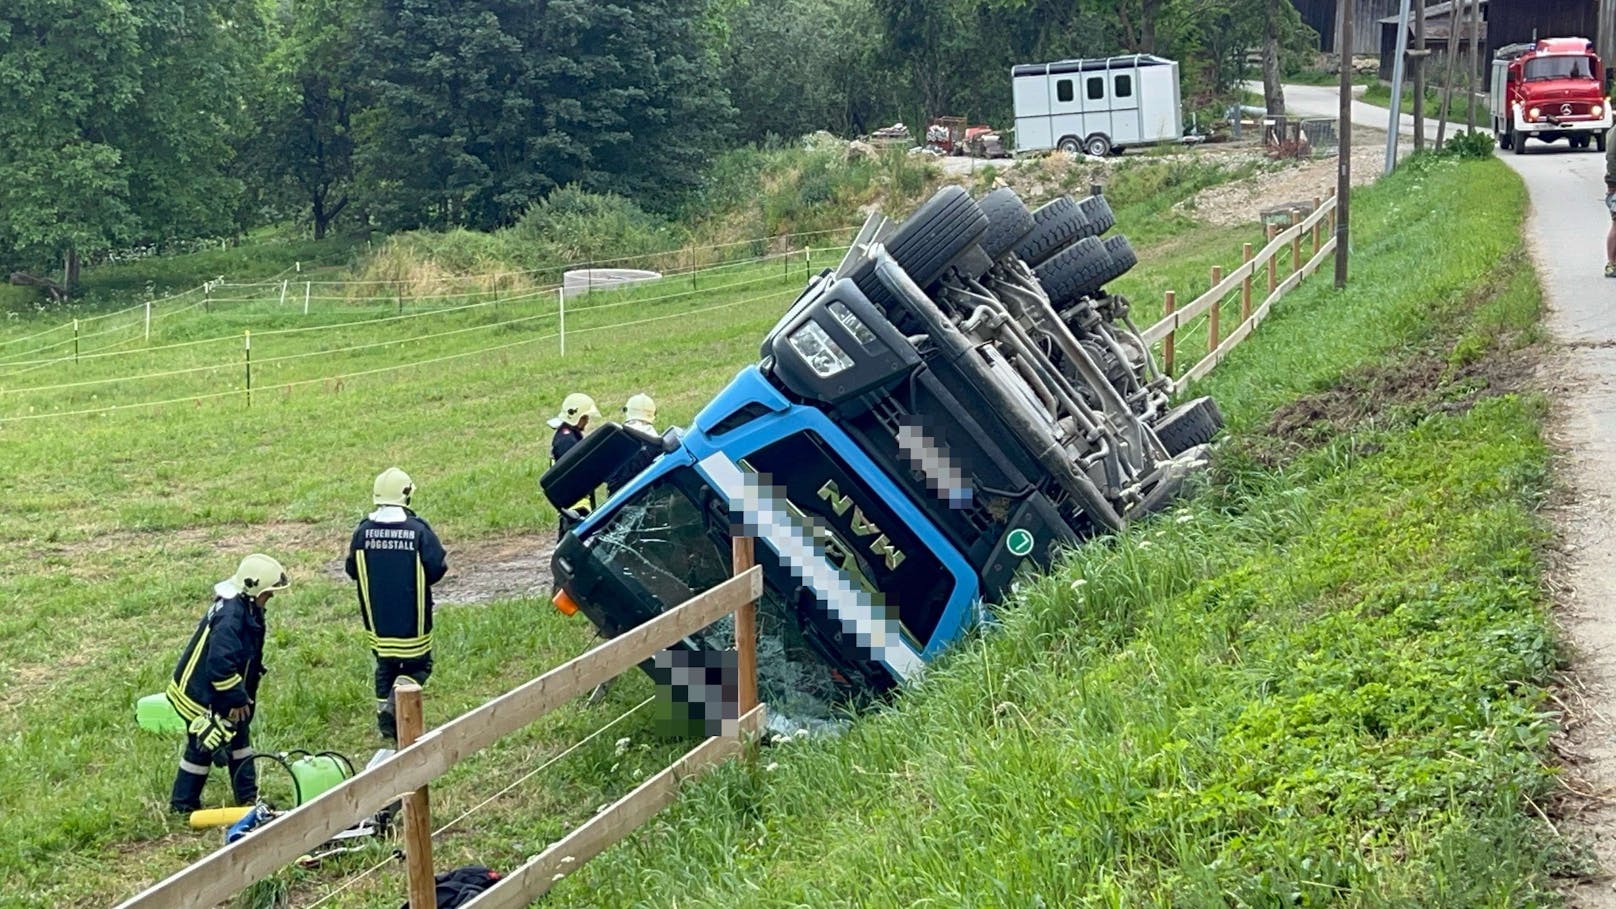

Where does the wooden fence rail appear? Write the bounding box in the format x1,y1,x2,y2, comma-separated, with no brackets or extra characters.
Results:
1141,189,1338,389
115,565,765,909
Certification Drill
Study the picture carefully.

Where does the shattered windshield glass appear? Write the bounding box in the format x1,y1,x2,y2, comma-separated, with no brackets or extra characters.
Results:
586,470,868,730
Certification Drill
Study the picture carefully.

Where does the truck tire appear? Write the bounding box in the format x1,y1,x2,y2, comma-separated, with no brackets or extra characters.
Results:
1601,133,1608,153
1154,396,1223,456
977,187,1036,260
1101,235,1137,281
1035,236,1114,308
853,186,988,303
1513,134,1527,155
1084,134,1113,157
1012,196,1090,268
1077,195,1116,237
1497,127,1512,150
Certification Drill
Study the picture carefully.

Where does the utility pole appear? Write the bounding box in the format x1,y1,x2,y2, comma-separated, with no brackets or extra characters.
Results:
1337,0,1353,289
1412,0,1426,152
1435,0,1461,149
1465,0,1481,130
1386,0,1413,174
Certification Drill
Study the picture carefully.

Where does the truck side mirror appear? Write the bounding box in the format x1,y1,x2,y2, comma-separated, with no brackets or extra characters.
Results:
540,422,657,512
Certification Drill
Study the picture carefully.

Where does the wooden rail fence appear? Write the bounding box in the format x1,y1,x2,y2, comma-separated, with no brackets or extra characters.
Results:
115,562,766,909
1142,188,1339,388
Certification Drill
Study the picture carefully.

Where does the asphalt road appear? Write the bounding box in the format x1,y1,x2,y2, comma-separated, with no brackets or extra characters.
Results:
1282,79,1616,906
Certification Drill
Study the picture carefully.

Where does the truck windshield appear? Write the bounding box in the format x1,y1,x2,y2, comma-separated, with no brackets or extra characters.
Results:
1524,56,1596,81
584,467,874,725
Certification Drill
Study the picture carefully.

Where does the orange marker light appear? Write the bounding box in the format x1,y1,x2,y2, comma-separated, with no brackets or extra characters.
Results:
552,589,580,617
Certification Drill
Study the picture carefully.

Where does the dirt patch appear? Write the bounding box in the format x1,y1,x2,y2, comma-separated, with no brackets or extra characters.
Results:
318,531,558,607
1181,136,1389,227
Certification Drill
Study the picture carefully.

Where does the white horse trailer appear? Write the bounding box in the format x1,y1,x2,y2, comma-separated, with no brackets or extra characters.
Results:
1012,55,1183,157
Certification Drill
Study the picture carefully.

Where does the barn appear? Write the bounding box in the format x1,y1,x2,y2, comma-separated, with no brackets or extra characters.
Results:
1375,0,1615,84
1292,0,1399,55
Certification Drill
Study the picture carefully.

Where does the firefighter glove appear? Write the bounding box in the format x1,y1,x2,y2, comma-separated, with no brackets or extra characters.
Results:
188,713,235,752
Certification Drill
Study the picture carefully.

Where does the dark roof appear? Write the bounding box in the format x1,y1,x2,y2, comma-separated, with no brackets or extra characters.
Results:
1012,55,1175,78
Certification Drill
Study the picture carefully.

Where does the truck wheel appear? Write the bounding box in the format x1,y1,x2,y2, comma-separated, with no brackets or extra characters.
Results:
1600,133,1608,153
1100,235,1137,282
1012,196,1089,267
977,187,1035,260
1057,136,1082,154
1084,134,1113,157
1572,135,1590,150
1077,195,1116,237
1513,134,1527,155
852,185,988,303
1035,236,1115,308
1497,128,1512,150
1154,396,1223,456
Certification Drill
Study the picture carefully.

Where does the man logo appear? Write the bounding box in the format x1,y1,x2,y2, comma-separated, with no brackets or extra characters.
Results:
817,480,907,570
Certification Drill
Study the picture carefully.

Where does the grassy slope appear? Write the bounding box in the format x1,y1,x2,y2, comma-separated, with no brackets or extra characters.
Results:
0,156,1273,907
529,156,1567,906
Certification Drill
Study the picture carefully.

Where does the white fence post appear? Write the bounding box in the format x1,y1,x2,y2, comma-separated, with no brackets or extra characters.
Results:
303,282,311,315
144,300,151,342
559,287,566,356
278,280,288,306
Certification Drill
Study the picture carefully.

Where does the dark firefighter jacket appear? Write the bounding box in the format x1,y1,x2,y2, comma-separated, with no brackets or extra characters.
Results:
345,507,448,660
167,588,266,723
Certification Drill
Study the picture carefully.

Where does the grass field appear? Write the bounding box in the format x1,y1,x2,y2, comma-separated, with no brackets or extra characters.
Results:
0,153,1517,907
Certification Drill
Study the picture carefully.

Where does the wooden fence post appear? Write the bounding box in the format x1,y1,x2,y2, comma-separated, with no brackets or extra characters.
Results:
1290,210,1302,273
1208,266,1222,352
1162,291,1176,376
1311,197,1322,254
396,680,436,909
733,536,758,714
1266,224,1278,294
1327,186,1338,239
1241,243,1254,322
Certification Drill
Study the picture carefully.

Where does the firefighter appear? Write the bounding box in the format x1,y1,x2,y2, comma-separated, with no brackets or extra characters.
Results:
547,392,600,464
167,553,288,813
606,393,663,495
345,467,448,742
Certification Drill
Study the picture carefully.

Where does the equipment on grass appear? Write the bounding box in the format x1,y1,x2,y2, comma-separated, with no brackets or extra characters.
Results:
136,692,187,735
189,805,254,829
225,803,276,843
235,750,357,807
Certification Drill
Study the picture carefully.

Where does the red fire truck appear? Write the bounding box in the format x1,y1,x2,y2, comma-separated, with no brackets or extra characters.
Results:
1491,37,1612,155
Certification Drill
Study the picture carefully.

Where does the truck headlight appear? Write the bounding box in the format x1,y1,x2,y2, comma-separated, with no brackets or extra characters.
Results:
787,321,854,378
1528,106,1541,120
1596,105,1605,117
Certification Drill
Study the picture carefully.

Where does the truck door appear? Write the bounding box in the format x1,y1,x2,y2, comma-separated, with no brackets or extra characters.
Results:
1050,73,1082,149
1014,72,1054,151
1082,72,1109,145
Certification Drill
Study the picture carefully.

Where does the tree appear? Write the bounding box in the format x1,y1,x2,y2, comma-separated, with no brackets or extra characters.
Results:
351,0,732,232
1263,0,1287,115
0,0,267,294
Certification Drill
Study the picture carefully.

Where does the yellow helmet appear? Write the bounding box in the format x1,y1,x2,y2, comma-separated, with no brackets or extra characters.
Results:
373,467,414,507
547,392,601,429
232,554,289,597
623,393,657,426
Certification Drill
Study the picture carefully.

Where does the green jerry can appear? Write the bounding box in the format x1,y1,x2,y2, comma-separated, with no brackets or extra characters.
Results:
135,693,188,735
286,752,354,805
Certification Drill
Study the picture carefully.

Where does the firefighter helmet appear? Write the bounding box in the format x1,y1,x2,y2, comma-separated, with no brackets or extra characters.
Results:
547,392,600,429
623,393,657,427
233,554,289,597
373,467,414,507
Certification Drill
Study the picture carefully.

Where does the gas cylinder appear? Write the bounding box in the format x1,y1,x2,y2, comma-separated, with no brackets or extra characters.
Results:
287,752,353,805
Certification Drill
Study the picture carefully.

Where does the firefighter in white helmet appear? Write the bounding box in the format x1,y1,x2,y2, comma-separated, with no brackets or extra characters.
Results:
167,553,289,812
547,392,600,464
345,468,448,742
606,393,663,495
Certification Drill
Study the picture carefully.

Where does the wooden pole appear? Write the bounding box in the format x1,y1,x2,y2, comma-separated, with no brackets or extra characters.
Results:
1208,266,1222,352
1412,0,1426,153
1291,210,1302,272
1266,223,1279,293
1337,0,1353,289
1162,291,1176,375
733,536,758,713
1311,198,1322,254
1465,0,1480,130
1435,0,1459,149
396,679,437,909
1241,244,1254,321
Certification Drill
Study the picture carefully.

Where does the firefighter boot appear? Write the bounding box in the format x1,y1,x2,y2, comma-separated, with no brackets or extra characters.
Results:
170,765,209,814
377,697,398,743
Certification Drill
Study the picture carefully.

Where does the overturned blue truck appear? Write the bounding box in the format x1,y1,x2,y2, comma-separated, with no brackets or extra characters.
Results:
541,185,1221,724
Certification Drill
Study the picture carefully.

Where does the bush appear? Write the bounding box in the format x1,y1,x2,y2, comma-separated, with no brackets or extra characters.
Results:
1442,130,1496,159
513,187,681,265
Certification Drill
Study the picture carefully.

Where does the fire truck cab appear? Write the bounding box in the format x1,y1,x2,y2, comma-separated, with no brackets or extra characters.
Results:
1491,38,1612,155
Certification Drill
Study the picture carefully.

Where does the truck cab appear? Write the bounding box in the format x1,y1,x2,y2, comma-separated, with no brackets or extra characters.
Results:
545,186,1220,725
1492,38,1612,154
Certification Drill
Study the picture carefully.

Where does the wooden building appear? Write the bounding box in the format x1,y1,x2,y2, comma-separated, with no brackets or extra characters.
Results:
1293,0,1400,55
1378,0,1613,84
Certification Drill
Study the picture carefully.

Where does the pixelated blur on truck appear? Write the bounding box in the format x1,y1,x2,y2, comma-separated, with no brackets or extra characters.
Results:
542,185,1222,725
